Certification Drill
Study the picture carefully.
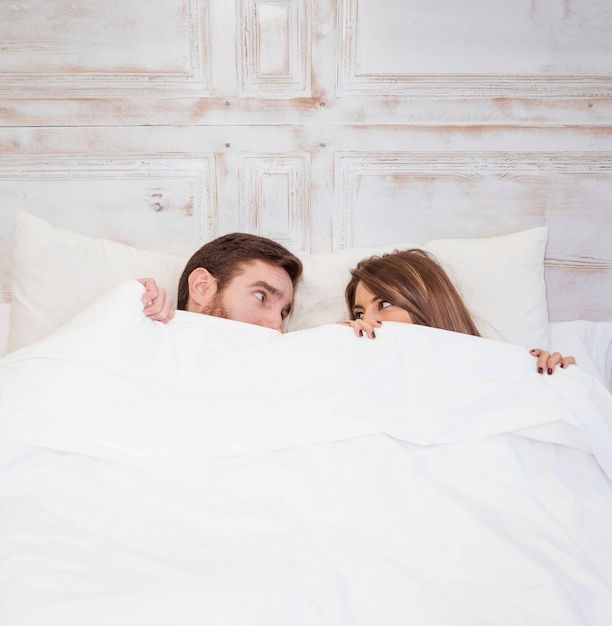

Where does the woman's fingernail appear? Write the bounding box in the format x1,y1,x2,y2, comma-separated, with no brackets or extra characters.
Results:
358,330,363,337
538,367,543,374
560,363,565,369
372,331,376,339
547,368,553,375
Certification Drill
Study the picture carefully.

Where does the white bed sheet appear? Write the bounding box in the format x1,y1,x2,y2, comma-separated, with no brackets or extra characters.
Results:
0,304,8,358
2,434,612,626
549,320,612,393
1,300,612,389
1,281,612,625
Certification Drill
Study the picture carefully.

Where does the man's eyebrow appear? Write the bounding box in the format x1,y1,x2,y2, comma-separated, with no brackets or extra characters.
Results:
250,281,283,298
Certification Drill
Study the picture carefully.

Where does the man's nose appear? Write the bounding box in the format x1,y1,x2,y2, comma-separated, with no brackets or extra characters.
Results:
264,312,284,333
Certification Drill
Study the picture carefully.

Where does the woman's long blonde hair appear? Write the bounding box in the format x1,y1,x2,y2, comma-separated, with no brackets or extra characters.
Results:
345,249,481,337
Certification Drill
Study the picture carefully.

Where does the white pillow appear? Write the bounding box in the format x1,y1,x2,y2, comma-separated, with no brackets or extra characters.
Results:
287,227,551,349
8,211,188,353
7,211,550,352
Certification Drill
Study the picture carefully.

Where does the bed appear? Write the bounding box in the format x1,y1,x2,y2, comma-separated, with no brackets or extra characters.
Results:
2,0,612,620
0,211,611,625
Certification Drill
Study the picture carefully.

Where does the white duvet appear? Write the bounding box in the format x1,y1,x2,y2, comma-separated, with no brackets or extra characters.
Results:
1,280,611,625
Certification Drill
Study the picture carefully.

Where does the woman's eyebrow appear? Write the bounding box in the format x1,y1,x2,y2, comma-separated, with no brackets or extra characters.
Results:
353,296,379,308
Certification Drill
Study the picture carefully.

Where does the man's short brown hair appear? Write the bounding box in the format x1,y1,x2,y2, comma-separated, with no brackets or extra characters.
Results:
177,233,303,310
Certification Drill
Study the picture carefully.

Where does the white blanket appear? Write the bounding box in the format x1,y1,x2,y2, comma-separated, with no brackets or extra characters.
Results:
1,281,612,625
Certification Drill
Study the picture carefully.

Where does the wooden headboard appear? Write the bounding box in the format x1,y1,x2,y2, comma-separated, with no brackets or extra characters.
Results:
0,0,611,322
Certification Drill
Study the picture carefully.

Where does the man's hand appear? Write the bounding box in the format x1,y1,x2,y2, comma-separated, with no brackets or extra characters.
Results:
137,278,175,323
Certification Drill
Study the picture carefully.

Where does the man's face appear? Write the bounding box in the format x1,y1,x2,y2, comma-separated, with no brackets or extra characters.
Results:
201,260,294,333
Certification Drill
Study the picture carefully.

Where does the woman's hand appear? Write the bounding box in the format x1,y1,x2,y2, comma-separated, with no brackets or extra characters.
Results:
137,278,175,323
339,319,381,339
530,348,576,375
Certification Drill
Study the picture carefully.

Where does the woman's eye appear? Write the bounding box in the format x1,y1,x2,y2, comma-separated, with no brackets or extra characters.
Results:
353,311,364,319
379,301,392,310
255,291,265,302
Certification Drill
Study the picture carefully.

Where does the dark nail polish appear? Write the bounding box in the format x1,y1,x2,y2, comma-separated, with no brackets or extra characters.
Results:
547,368,553,375
538,367,543,374
358,330,363,337
372,331,376,339
560,363,565,369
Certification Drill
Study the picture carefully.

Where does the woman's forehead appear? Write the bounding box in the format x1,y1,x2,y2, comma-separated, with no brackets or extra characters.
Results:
353,281,379,304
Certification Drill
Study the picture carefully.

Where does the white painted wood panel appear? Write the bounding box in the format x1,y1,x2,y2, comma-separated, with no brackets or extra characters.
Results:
0,155,213,303
241,0,311,95
343,0,612,79
0,0,209,93
0,0,610,323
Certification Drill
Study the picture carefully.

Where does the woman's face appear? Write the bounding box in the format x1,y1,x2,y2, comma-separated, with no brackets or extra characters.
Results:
352,281,413,324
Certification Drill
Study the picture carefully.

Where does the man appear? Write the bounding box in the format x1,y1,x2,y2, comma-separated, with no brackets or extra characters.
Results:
138,233,303,333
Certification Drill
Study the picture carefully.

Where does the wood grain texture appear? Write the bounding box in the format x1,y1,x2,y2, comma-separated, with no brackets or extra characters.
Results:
0,0,610,322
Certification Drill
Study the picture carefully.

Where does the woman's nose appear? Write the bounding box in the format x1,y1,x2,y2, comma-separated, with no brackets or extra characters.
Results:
361,311,379,324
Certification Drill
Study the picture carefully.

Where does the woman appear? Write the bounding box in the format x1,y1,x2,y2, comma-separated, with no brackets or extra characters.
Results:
341,248,575,375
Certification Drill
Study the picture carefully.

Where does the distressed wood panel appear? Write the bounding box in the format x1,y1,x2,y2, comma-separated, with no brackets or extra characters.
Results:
241,0,311,96
338,0,612,97
333,151,612,321
0,0,209,95
239,153,310,250
2,0,611,125
0,125,610,321
0,0,611,323
0,157,214,302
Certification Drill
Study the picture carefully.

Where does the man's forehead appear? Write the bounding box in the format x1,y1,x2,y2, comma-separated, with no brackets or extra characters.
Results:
235,260,293,294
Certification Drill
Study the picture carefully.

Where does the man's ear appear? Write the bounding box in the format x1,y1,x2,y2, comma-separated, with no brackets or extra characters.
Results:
187,267,218,312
